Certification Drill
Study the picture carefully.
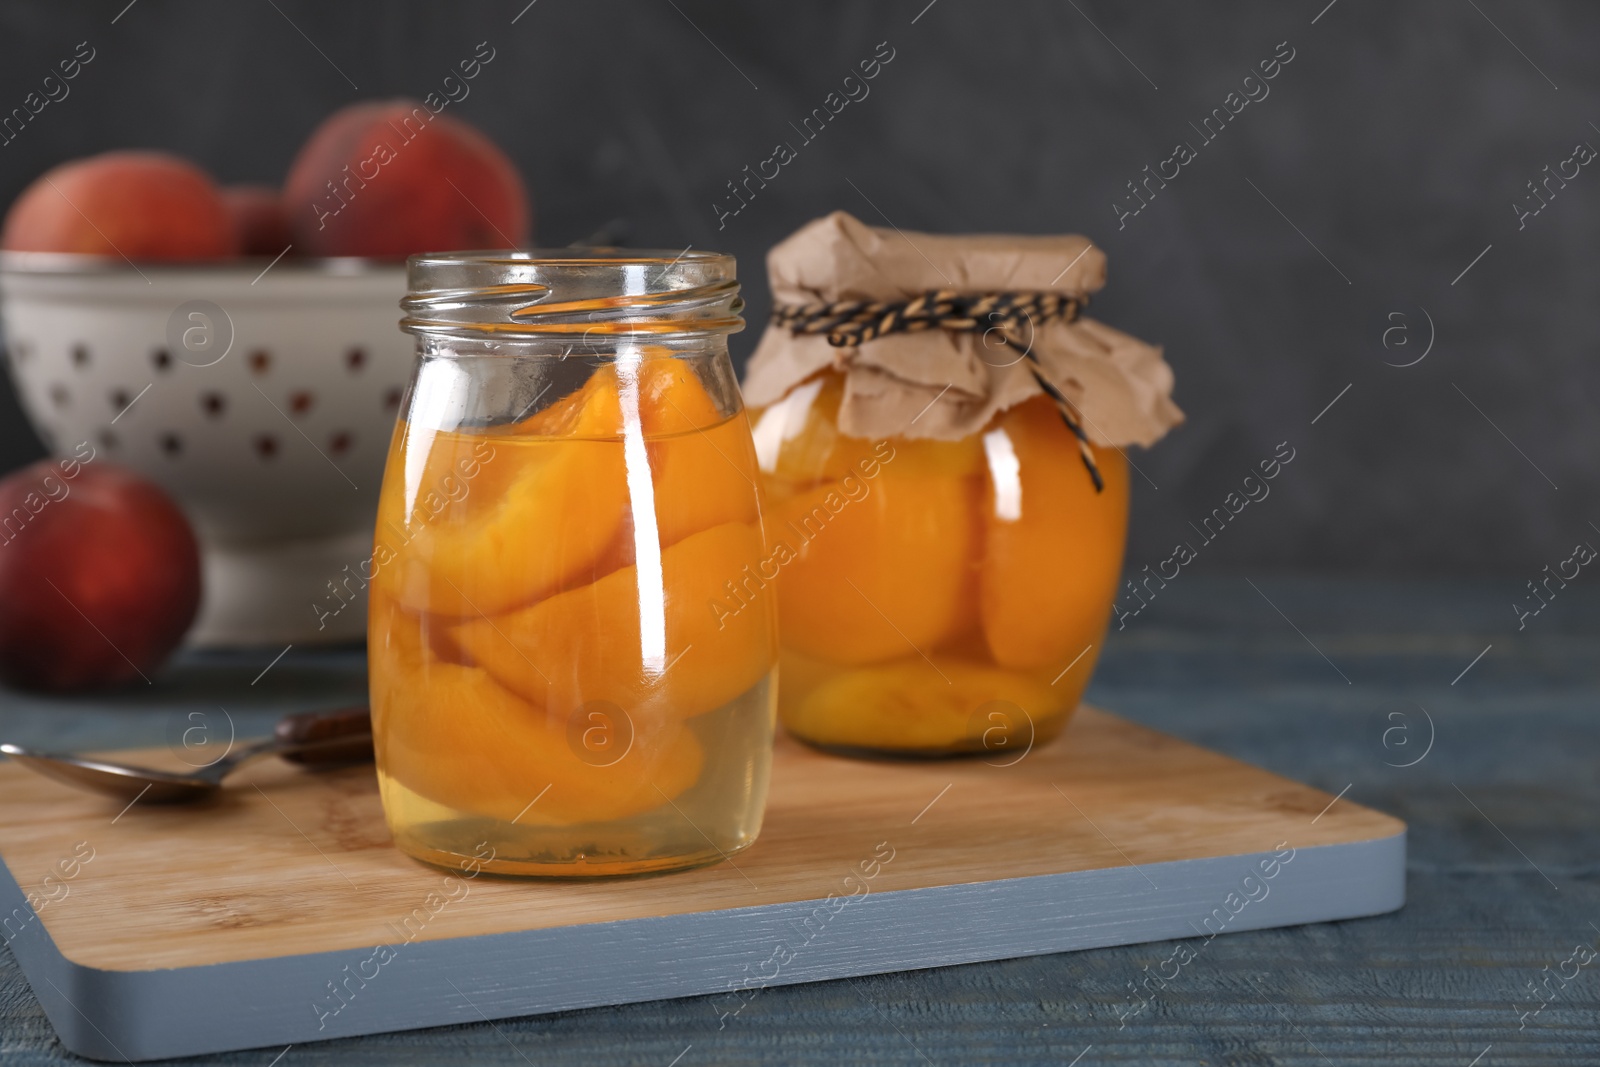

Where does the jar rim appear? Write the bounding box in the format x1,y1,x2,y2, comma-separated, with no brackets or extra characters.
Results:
400,247,744,342
407,247,734,269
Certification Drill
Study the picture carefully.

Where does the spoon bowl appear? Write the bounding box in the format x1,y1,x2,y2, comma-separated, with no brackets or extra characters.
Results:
0,744,220,803
0,706,373,805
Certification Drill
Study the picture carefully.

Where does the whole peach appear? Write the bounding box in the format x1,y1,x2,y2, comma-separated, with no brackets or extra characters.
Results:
0,456,201,692
222,184,294,256
1,150,237,259
283,99,530,258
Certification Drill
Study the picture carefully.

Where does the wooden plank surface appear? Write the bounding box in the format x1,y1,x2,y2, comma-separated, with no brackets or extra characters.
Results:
0,707,1399,973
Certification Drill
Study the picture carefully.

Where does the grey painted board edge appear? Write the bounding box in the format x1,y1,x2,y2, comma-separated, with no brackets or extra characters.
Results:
1,831,1405,1061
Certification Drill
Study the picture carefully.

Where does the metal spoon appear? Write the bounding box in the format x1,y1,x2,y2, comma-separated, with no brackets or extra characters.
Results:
0,705,372,804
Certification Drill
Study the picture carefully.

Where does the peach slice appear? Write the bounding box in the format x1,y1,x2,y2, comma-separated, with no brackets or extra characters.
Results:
784,655,1066,753
751,372,983,495
547,356,756,552
516,363,626,438
382,432,629,618
380,357,737,618
622,362,762,573
518,357,724,439
647,413,762,550
978,397,1129,670
637,356,725,432
370,594,703,825
769,473,978,664
374,418,528,531
452,520,776,723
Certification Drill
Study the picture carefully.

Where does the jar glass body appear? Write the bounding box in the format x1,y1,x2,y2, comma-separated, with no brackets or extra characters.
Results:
371,251,776,876
750,372,1128,757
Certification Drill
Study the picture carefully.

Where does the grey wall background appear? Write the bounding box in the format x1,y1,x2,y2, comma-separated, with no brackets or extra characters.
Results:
0,0,1594,576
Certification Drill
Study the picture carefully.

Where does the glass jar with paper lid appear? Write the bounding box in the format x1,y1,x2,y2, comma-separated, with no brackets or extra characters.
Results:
742,212,1181,758
371,249,776,876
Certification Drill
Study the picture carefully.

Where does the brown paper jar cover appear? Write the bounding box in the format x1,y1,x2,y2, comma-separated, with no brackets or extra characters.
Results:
744,210,1183,446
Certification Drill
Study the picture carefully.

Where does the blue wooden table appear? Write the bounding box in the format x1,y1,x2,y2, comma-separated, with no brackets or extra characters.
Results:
1,574,1595,1065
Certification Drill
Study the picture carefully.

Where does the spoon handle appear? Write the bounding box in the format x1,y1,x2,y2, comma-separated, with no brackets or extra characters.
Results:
275,705,373,766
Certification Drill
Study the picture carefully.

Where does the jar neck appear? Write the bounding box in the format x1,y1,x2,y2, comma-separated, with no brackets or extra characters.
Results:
413,332,733,362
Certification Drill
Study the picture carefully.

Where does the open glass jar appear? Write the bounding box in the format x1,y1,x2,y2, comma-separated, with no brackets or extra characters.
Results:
371,250,777,876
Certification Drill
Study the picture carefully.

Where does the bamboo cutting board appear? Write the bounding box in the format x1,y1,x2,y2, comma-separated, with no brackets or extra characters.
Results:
0,707,1404,1061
